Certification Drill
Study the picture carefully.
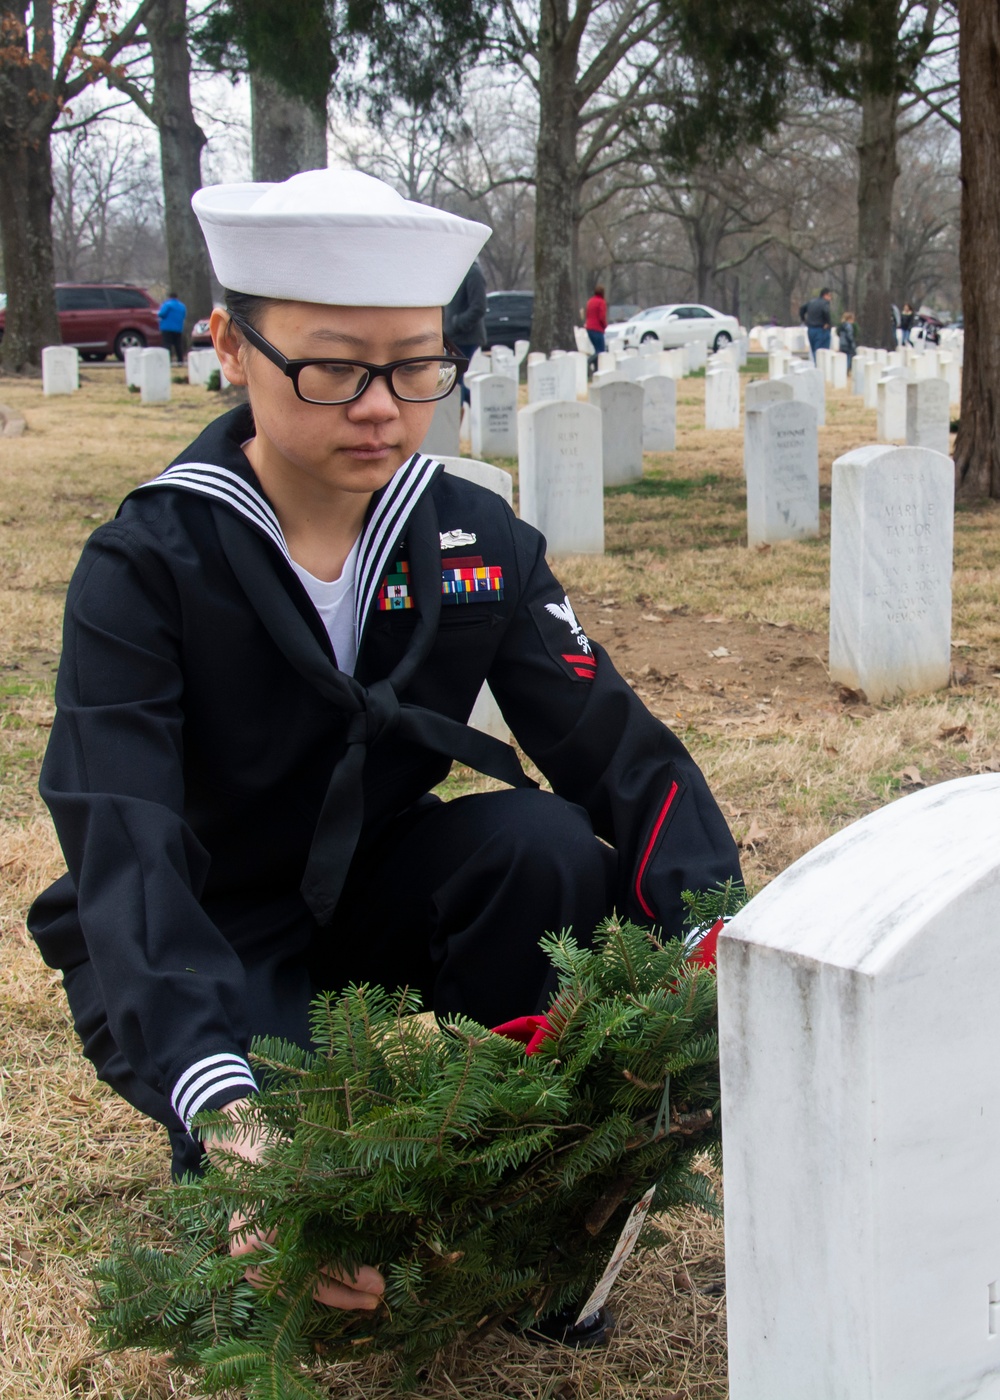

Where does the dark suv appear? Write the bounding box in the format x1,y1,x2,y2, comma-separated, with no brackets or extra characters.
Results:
0,283,162,360
483,290,534,349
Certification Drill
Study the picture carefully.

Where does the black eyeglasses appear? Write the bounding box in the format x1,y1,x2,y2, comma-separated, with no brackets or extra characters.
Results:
229,313,469,406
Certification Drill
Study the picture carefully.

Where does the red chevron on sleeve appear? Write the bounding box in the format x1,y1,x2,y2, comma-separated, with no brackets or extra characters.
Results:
562,653,597,680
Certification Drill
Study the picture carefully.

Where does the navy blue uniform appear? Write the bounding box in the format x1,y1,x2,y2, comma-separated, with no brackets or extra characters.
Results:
28,405,740,1171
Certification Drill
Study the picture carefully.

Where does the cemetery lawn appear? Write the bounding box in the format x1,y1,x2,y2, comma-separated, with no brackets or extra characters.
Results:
3,368,1000,1399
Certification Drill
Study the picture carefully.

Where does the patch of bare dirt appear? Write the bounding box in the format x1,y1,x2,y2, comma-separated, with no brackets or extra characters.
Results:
576,600,995,731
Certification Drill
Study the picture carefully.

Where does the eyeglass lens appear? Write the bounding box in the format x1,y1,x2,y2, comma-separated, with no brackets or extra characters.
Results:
297,358,458,404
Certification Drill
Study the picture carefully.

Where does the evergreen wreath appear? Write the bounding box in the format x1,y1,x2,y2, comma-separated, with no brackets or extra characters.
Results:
93,885,744,1397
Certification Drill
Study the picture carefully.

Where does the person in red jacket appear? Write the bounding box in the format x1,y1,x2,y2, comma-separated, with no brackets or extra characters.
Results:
585,283,608,368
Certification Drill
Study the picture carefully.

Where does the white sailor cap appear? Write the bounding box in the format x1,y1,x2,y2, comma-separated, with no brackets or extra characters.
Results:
191,169,490,308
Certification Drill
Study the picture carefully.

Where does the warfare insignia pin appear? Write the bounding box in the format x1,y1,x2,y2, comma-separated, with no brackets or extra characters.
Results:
440,529,477,549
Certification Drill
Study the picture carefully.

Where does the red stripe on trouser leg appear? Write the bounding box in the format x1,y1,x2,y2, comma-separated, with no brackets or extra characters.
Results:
634,781,679,919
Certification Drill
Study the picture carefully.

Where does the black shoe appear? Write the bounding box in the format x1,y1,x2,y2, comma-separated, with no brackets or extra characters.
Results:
519,1303,614,1348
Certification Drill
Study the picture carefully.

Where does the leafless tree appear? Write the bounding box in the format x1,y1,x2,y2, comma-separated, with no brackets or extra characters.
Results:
953,0,1000,500
51,107,162,282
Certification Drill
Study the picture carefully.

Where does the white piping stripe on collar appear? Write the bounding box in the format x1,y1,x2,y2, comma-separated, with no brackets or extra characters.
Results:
139,463,289,559
137,453,443,644
354,452,441,639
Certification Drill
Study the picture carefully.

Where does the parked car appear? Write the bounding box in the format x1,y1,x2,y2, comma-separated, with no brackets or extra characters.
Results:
483,290,534,349
618,303,743,353
0,283,162,360
190,314,214,348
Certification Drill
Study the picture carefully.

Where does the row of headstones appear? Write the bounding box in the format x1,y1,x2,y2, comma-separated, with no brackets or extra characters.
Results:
40,344,227,402
721,405,973,1400
454,368,676,468
745,388,952,703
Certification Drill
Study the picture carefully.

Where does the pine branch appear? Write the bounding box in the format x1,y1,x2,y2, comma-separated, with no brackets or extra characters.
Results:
91,913,739,1390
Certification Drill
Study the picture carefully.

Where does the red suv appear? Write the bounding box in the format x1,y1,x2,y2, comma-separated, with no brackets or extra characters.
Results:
0,283,162,360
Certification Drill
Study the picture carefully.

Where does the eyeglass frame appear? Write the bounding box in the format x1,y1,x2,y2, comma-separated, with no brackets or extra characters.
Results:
227,311,470,406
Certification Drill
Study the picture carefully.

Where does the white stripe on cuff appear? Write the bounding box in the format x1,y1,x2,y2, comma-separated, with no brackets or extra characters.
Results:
172,1052,257,1128
182,1073,258,1129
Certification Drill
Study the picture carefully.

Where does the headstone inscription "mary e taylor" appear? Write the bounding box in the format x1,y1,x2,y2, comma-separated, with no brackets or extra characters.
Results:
719,773,1000,1400
829,444,953,703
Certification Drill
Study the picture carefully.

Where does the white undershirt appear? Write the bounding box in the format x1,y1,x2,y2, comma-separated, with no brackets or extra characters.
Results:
289,536,361,675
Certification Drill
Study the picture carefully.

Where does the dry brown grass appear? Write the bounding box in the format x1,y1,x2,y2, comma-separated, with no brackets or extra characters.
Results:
2,363,999,1398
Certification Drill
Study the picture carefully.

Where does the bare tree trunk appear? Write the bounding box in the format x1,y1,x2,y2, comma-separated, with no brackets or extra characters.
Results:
855,83,900,351
146,0,212,335
0,2,60,372
251,72,328,181
532,0,580,354
954,0,1000,501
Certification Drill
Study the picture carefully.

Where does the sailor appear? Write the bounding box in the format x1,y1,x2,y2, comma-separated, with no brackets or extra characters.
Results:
28,169,740,1318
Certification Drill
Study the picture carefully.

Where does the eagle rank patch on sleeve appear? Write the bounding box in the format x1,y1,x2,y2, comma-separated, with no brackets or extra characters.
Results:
531,593,597,681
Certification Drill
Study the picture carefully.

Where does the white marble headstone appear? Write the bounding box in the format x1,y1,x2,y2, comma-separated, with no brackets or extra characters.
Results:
829,444,954,702
187,348,224,387
489,345,518,382
42,345,79,396
906,378,951,457
124,345,144,389
596,351,616,375
744,400,819,547
877,375,909,441
419,389,461,457
720,772,1000,1400
470,373,518,458
687,339,707,371
830,351,848,389
139,347,171,404
567,350,589,398
514,339,530,367
637,374,676,452
590,379,643,486
744,379,794,412
705,367,740,430
939,353,961,408
768,349,791,381
783,365,826,426
527,356,577,404
665,348,687,379
466,348,491,378
437,454,514,509
518,400,604,555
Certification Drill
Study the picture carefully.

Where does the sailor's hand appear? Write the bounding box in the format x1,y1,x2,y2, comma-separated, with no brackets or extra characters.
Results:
227,1213,385,1310
205,1101,385,1310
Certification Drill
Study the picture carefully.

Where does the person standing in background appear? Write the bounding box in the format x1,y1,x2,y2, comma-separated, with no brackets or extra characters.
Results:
158,292,187,363
900,303,915,346
799,287,832,363
444,258,487,404
584,284,608,371
836,310,857,370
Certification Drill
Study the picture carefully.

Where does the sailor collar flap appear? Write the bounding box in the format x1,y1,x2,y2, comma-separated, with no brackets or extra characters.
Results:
134,436,444,649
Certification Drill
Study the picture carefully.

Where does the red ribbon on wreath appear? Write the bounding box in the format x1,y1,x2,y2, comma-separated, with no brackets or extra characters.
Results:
491,919,724,1054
